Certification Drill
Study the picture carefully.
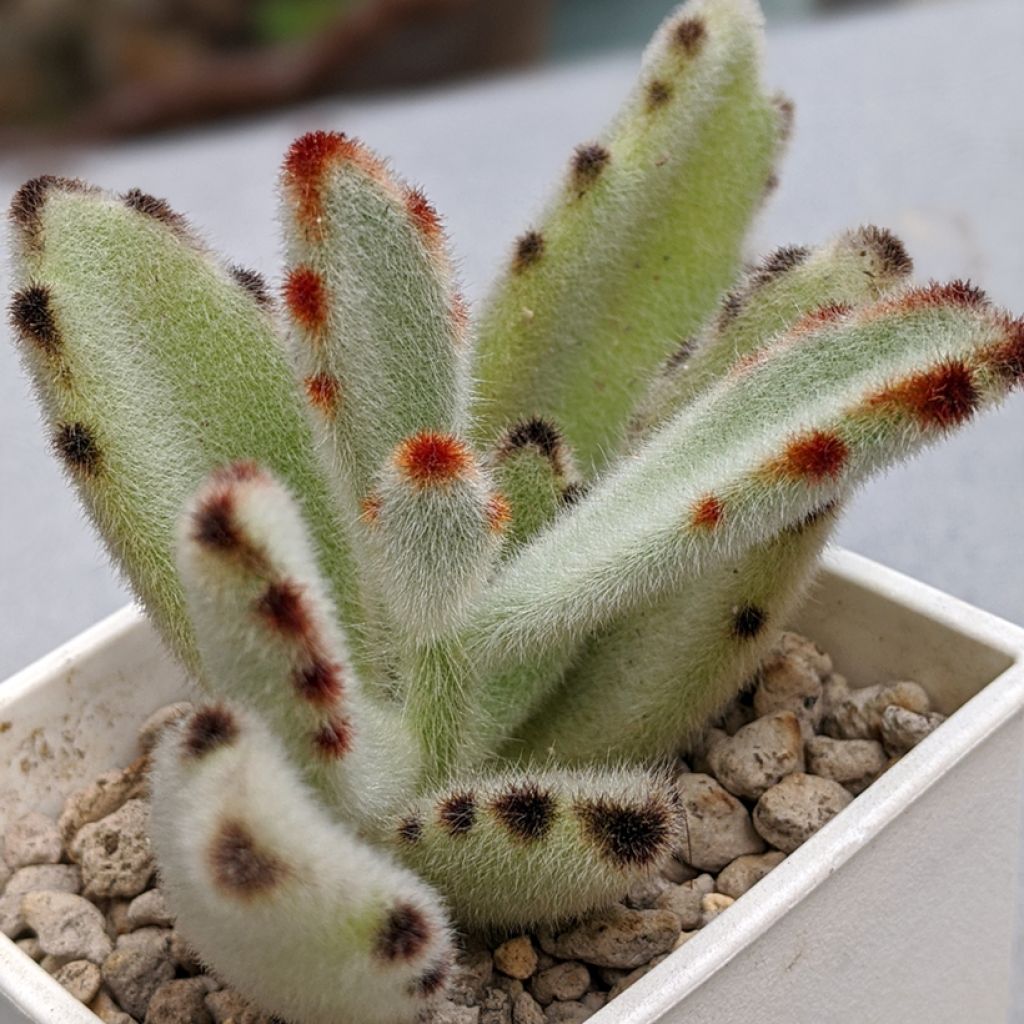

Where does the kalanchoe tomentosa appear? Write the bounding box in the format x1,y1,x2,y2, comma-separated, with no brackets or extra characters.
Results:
8,0,1023,1021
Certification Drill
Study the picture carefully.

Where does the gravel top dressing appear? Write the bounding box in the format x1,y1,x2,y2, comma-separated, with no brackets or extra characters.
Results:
1,632,944,1024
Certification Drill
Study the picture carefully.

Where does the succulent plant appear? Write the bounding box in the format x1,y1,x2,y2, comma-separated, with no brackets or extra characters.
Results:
8,0,1023,1020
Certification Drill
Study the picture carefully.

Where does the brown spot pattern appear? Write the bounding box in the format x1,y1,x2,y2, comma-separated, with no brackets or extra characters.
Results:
256,581,311,637
284,266,329,333
305,372,340,415
492,782,555,843
395,433,473,487
183,704,238,759
673,16,706,55
777,430,849,481
438,792,476,836
571,144,611,190
10,285,60,354
375,902,431,962
691,494,724,529
313,715,353,758
732,604,767,639
230,266,273,307
293,658,343,706
871,359,979,428
54,423,101,475
123,188,189,233
646,80,672,110
577,797,674,867
209,820,288,897
513,231,545,272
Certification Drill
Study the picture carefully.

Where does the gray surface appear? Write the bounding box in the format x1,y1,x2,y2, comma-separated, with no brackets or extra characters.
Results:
0,0,1022,1011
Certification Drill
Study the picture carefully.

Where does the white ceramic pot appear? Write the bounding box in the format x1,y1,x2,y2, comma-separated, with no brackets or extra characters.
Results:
2,549,1023,1024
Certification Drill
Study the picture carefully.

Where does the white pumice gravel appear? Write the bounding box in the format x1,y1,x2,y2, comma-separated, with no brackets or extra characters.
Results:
2,632,947,1023
880,705,946,756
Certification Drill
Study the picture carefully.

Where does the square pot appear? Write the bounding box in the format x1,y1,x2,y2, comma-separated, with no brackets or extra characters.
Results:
2,549,1023,1024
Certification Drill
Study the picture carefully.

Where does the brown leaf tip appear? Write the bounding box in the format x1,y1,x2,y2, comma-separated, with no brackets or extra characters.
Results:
284,130,363,186
873,359,979,429
691,494,724,529
577,796,674,867
209,819,288,897
293,657,343,706
896,279,989,313
395,432,473,487
773,95,796,142
375,902,431,962
572,143,611,189
256,580,311,637
848,226,913,278
54,423,101,475
313,715,353,758
413,960,450,998
513,231,545,272
284,266,329,332
9,175,93,238
665,336,697,371
751,245,810,289
360,493,382,525
230,266,273,307
10,284,60,354
183,703,238,759
503,417,562,458
673,16,707,56
492,782,555,843
732,603,768,639
397,814,424,845
791,302,853,336
122,188,189,233
988,317,1024,383
406,188,443,242
438,791,476,836
778,430,849,481
561,481,587,506
305,372,341,416
487,493,512,534
646,79,673,111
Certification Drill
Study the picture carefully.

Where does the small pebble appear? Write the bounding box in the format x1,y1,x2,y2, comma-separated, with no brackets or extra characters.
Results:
53,959,103,1003
479,987,512,1024
3,812,62,869
880,705,946,757
16,936,43,961
707,712,805,799
715,851,786,899
106,899,134,936
754,634,828,738
674,774,765,871
623,874,670,910
102,932,176,1019
538,905,680,969
145,977,215,1024
22,890,113,962
660,856,699,884
544,1000,592,1023
699,893,734,926
137,702,193,756
169,930,203,974
606,955,666,1000
0,893,27,938
580,992,605,1012
71,798,155,899
5,863,81,895
429,1001,482,1024
205,988,275,1024
494,936,538,980
654,874,714,930
753,773,853,853
530,962,589,1005
127,889,174,930
450,949,494,1006
805,736,887,794
823,680,930,741
90,988,137,1024
512,991,546,1024
490,976,524,999
59,758,149,846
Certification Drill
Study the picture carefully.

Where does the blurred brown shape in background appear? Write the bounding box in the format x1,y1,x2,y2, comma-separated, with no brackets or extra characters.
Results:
0,0,552,143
